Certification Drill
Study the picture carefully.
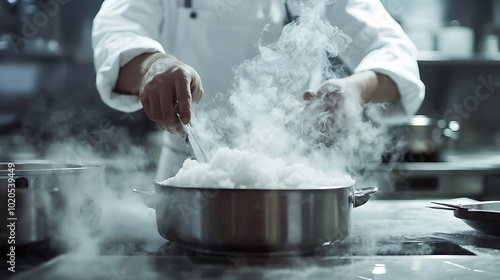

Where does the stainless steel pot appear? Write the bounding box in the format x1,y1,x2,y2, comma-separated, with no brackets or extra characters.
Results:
0,162,104,245
386,115,460,162
134,184,377,255
402,115,460,154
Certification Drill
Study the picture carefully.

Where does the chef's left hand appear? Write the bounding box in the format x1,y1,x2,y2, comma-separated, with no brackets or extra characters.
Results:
303,77,361,111
299,71,400,145
303,71,400,108
299,78,361,146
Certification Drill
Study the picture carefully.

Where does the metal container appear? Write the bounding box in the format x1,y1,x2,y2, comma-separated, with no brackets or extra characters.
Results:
0,162,104,245
404,115,460,153
135,184,377,255
387,115,460,162
453,201,500,237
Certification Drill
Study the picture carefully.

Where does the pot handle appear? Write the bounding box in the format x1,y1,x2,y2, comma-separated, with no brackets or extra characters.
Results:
353,186,378,208
132,188,156,209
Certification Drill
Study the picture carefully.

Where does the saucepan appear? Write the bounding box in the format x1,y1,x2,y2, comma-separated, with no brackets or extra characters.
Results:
133,183,377,255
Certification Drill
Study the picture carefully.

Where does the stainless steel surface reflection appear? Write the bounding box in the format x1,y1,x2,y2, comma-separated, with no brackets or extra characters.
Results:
151,184,374,254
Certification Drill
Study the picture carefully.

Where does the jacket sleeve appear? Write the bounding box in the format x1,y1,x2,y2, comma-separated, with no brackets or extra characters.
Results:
91,0,166,113
328,0,425,124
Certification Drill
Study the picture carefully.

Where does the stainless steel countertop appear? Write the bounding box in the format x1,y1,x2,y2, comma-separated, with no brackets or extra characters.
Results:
8,198,500,280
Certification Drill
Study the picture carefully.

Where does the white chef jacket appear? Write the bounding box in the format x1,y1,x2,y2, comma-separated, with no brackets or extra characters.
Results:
92,0,425,180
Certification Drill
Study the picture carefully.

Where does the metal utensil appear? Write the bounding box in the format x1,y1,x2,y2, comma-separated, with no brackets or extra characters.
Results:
428,206,457,211
428,202,500,214
430,201,472,211
176,114,210,163
428,201,500,237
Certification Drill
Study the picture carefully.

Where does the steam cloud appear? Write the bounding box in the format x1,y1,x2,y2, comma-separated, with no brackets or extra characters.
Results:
11,100,162,256
188,0,392,187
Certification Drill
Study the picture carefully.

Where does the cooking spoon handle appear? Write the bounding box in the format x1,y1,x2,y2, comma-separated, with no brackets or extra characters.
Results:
427,206,456,211
430,201,470,210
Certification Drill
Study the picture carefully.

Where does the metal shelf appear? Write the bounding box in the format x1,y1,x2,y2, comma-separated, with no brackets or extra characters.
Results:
417,51,500,65
0,50,68,61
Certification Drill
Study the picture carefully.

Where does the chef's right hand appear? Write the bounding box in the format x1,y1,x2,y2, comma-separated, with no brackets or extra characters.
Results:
139,54,204,132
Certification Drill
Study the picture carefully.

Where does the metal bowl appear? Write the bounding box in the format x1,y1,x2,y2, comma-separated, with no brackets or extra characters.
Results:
453,201,500,237
134,184,377,255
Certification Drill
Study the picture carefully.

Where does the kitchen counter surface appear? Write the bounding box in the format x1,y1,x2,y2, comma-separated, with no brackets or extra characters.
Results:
6,198,500,280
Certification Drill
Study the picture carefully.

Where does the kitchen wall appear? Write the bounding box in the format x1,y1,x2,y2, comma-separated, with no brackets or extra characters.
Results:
1,0,499,160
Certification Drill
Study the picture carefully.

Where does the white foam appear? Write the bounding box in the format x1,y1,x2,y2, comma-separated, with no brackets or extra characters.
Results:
159,147,354,189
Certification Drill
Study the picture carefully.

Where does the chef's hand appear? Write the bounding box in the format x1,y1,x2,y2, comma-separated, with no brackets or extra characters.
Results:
116,52,204,132
303,71,399,108
303,78,355,111
300,71,400,145
300,78,357,145
140,53,204,132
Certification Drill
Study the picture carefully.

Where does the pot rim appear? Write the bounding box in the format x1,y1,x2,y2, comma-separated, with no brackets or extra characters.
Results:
154,182,355,192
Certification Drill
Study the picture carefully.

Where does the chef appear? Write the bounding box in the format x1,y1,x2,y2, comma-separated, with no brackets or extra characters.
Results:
92,0,425,181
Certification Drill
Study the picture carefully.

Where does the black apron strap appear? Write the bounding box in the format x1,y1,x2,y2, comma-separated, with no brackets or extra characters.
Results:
184,0,192,8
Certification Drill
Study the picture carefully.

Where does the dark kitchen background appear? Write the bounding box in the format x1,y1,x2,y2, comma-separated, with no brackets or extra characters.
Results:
1,0,500,198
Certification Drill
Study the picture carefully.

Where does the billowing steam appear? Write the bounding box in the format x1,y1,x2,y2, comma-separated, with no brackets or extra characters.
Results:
167,0,391,188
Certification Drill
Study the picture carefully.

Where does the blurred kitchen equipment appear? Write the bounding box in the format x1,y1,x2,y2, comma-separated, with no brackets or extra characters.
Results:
372,160,500,198
494,0,500,25
177,114,210,163
479,24,500,57
0,0,65,55
133,183,377,255
430,201,500,237
0,162,103,245
437,21,474,57
390,115,460,162
480,34,500,56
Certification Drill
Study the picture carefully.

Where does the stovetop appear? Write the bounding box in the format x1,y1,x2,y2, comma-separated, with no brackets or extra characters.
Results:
3,232,496,273
3,199,500,279
100,236,478,258
4,235,500,280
